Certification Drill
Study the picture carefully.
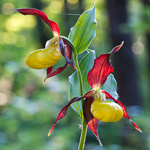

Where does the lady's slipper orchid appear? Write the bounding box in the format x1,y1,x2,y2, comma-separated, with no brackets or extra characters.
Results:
15,8,75,80
48,42,142,145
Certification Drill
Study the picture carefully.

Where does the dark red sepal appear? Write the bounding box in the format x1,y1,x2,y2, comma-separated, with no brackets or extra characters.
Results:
15,8,60,36
101,90,142,133
48,96,84,137
130,119,142,133
87,42,124,90
44,64,68,82
109,41,124,54
83,97,102,146
59,39,75,69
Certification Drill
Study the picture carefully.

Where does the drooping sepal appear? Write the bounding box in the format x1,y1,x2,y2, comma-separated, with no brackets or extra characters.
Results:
87,42,124,90
101,90,142,133
130,119,142,133
48,96,84,137
109,41,124,54
44,64,68,82
83,97,102,146
15,8,60,36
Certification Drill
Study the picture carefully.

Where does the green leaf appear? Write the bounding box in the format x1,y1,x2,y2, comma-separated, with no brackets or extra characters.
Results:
101,74,118,99
68,5,97,54
69,51,95,117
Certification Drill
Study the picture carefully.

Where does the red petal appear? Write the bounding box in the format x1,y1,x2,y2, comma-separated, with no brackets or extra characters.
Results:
101,90,142,133
46,66,53,75
87,42,124,89
44,63,68,82
83,97,102,146
109,41,124,54
15,8,60,36
84,90,95,98
59,39,75,69
48,96,84,136
130,119,142,133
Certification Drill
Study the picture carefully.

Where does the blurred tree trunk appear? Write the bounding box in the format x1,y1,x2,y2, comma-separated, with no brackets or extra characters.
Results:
106,0,141,107
142,0,150,78
64,0,84,34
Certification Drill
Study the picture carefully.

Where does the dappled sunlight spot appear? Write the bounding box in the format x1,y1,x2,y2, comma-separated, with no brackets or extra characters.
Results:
49,1,62,14
2,3,14,15
0,92,7,105
0,78,12,93
132,42,144,55
96,11,108,28
50,135,68,149
44,77,69,93
67,0,79,10
16,35,26,47
4,61,20,73
11,96,39,115
5,14,37,32
67,0,78,5
2,32,17,44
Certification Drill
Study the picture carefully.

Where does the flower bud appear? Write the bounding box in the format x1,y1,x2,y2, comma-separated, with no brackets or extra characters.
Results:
91,99,123,122
26,37,61,69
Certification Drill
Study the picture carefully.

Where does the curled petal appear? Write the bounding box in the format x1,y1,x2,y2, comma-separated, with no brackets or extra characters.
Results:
59,39,75,69
87,42,124,90
83,97,102,146
48,96,84,136
44,64,68,82
15,8,59,36
101,90,142,133
109,41,124,54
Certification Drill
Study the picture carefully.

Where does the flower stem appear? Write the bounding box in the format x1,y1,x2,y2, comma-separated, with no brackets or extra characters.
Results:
78,120,87,150
73,54,87,150
73,54,84,119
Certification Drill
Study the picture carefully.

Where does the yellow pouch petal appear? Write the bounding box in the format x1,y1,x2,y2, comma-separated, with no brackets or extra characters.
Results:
91,100,123,122
26,38,61,69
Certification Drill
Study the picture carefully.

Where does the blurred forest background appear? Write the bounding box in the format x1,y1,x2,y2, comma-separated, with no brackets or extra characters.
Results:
0,0,149,150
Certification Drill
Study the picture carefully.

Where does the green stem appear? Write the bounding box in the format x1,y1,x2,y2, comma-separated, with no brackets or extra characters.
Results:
73,54,84,119
62,36,87,150
73,54,87,150
78,121,87,150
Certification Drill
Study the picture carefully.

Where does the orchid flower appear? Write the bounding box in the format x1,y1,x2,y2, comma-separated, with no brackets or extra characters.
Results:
15,9,75,81
48,42,142,146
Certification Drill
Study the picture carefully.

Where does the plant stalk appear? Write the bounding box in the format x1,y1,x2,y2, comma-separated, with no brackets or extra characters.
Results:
73,54,87,150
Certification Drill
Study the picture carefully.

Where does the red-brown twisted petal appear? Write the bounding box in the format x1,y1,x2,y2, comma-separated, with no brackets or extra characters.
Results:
48,96,84,137
87,42,124,89
44,63,68,82
48,90,95,137
15,8,60,36
101,90,142,133
83,97,102,146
